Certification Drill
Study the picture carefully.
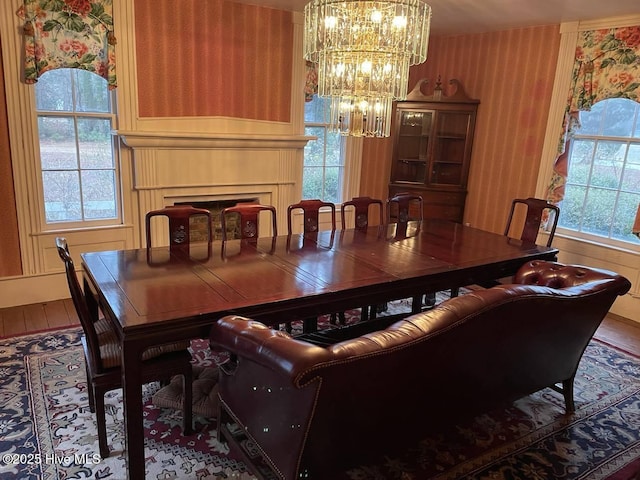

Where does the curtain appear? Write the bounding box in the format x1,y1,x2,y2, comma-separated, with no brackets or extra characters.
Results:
17,0,117,89
305,61,317,102
547,26,640,204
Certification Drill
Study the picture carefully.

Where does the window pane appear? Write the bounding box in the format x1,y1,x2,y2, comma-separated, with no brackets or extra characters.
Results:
325,131,342,166
581,187,616,237
567,139,594,184
621,144,640,191
304,95,329,122
591,141,624,189
35,69,73,111
42,170,81,222
612,191,640,243
560,184,586,231
73,69,110,113
323,166,343,203
82,170,117,219
78,118,114,169
304,127,326,166
302,167,324,199
38,117,78,170
601,98,637,137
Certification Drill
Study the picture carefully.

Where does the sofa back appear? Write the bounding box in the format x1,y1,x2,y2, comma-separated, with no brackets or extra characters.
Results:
211,261,631,479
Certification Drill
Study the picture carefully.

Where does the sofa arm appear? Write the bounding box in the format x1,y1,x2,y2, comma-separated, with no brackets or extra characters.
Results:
514,260,632,294
210,315,333,381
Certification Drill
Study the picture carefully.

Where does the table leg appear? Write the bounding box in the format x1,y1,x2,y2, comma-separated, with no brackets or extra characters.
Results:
121,341,146,480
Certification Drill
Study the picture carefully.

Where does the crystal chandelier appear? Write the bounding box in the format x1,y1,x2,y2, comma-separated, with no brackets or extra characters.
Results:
304,0,432,137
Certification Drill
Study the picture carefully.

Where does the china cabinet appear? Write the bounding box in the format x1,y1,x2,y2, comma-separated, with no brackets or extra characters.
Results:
389,78,479,223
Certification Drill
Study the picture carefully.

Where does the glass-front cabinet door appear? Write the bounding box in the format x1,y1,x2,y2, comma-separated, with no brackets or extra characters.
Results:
393,110,434,183
431,111,472,186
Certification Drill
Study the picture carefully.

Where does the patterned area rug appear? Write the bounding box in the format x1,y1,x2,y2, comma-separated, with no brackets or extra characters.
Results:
1,303,639,479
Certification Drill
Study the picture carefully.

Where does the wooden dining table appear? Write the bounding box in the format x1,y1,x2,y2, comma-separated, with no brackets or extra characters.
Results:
80,220,558,479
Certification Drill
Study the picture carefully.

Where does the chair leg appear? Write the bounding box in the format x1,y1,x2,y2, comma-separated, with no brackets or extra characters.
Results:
424,292,436,308
182,367,193,435
562,377,576,413
338,312,346,325
330,313,337,325
86,365,95,413
303,317,318,333
95,389,110,458
411,296,422,313
450,287,460,298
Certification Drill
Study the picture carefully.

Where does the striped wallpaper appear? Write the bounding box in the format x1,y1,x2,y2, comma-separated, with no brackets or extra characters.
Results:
134,0,293,122
359,24,561,234
0,37,21,277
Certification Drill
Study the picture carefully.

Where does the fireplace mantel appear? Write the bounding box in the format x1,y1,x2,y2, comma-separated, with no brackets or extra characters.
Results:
118,130,313,150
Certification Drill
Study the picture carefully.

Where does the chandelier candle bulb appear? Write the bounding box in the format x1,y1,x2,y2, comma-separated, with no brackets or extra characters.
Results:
304,0,432,137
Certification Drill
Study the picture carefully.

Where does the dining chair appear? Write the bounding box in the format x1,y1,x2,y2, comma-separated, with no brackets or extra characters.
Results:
475,197,561,289
341,196,384,321
341,196,384,231
386,192,424,228
287,199,336,235
386,193,434,312
220,202,277,241
287,199,343,330
145,205,212,249
504,197,560,247
55,237,194,458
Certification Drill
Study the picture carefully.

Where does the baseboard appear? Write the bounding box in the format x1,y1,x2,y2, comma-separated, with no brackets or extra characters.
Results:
0,272,70,308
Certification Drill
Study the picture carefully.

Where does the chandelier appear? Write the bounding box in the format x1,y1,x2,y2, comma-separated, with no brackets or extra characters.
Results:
304,0,432,137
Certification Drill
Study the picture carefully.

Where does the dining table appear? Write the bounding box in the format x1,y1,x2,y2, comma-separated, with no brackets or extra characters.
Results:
80,219,558,479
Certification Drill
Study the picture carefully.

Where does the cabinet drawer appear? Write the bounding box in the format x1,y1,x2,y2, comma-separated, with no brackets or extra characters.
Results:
419,190,465,206
424,204,462,222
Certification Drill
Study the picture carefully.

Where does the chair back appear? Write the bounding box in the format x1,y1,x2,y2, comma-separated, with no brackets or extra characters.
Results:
387,192,423,225
220,203,277,240
55,237,104,372
341,196,384,231
287,199,336,234
504,197,560,247
145,205,212,249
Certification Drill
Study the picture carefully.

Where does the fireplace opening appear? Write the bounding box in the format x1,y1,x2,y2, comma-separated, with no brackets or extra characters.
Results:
175,198,258,241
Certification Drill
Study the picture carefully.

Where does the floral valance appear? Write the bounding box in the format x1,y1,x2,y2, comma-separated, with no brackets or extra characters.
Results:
17,0,117,89
547,25,640,204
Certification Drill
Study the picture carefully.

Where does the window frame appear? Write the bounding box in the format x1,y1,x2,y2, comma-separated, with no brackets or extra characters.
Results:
556,98,640,250
33,69,122,231
303,94,348,204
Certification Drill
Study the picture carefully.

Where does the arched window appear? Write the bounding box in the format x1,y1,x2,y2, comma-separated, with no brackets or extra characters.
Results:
559,98,640,245
35,68,120,226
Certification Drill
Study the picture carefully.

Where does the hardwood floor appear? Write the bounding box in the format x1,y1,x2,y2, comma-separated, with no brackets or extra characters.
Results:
1,299,639,357
0,299,80,338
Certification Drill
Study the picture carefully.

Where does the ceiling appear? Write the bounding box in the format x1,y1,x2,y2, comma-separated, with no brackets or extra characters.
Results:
239,0,640,35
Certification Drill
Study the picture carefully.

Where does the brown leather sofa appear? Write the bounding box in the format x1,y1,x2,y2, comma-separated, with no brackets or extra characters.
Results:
209,260,631,479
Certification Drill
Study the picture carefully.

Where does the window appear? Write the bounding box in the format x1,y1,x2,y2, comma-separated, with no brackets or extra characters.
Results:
35,68,119,225
559,98,640,246
303,95,345,203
